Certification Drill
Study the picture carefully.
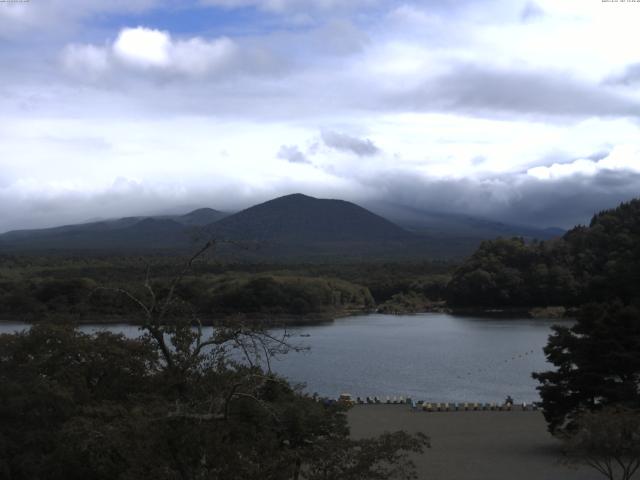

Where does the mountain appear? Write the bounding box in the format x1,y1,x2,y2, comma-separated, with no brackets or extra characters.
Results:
203,193,419,259
368,202,564,241
0,208,226,252
0,194,565,259
174,208,226,226
210,194,411,244
0,196,418,257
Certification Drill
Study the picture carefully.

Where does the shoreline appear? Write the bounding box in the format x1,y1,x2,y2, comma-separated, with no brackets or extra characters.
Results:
0,305,574,328
448,305,574,319
0,307,371,328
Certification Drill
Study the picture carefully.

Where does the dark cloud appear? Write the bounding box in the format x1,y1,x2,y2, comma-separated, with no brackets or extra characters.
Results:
277,145,310,164
0,178,354,233
2,164,639,233
387,173,640,228
496,170,640,227
606,63,640,86
520,2,545,22
321,130,380,157
586,150,611,162
391,64,640,118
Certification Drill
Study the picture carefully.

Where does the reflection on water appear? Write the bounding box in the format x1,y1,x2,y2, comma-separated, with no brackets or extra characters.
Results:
0,313,568,403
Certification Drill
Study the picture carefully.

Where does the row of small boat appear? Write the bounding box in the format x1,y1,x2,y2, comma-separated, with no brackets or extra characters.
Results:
336,394,539,411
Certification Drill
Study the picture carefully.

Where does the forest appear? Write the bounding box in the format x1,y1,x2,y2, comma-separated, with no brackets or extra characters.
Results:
1,199,639,322
0,256,452,323
447,199,640,309
1,199,640,479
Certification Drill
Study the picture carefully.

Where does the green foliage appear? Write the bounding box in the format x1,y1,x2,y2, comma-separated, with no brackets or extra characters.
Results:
0,256,452,321
533,303,640,435
201,275,374,316
448,199,640,308
377,292,442,315
562,406,640,480
0,244,428,479
0,325,158,479
0,323,428,480
303,431,429,480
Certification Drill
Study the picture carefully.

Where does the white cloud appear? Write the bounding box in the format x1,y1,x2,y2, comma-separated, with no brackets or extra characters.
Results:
527,145,640,180
527,159,598,180
113,27,172,69
64,27,240,78
5,0,640,233
62,44,110,76
171,37,238,75
477,0,640,82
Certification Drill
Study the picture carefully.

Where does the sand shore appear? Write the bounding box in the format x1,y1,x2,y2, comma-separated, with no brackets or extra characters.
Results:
348,405,601,480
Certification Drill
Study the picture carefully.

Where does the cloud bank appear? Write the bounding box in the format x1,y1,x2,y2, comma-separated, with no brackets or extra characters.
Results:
2,0,640,234
62,27,267,79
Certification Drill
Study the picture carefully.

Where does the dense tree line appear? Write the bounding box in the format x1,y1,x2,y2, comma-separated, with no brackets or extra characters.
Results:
0,274,374,322
0,258,451,321
447,199,640,308
180,275,375,316
523,202,640,478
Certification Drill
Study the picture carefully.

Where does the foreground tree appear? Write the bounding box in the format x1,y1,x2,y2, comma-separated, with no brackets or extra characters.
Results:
562,407,640,480
533,302,640,435
534,302,640,479
0,243,428,479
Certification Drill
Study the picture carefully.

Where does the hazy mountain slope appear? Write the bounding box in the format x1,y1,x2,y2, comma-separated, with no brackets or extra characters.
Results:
369,203,564,240
0,208,226,252
0,219,193,251
0,195,416,256
169,208,227,226
0,194,563,259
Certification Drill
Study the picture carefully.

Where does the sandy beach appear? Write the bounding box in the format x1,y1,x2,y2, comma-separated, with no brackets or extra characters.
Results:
348,405,601,480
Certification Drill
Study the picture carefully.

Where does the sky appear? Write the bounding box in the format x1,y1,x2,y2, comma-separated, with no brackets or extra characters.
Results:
1,0,640,232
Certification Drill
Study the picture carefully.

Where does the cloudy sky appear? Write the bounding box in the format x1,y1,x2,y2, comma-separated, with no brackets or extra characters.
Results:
1,0,640,232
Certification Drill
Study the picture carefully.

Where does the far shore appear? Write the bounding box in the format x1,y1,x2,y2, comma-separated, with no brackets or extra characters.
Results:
449,305,574,319
348,405,599,480
0,305,574,328
0,308,368,327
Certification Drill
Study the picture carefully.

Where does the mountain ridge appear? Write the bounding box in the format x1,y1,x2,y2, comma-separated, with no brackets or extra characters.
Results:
0,194,564,259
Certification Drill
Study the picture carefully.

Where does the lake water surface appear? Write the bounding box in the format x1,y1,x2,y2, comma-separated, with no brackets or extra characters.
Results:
0,313,566,403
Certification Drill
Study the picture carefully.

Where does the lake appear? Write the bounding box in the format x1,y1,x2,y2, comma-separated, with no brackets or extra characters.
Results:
0,313,566,404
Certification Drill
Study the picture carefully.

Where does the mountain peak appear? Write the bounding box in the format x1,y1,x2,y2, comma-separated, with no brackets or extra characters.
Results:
177,208,226,226
268,193,317,203
209,194,412,248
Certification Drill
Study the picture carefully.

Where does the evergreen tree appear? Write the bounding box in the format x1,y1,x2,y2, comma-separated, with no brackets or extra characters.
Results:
533,303,640,434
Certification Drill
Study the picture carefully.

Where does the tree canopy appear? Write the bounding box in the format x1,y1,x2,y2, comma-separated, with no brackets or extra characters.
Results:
533,303,640,435
0,244,429,479
447,199,640,308
561,406,640,480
